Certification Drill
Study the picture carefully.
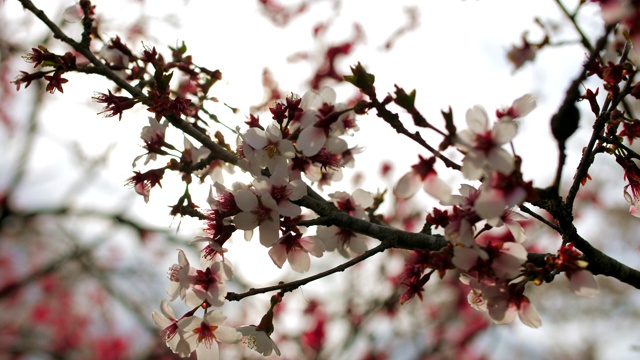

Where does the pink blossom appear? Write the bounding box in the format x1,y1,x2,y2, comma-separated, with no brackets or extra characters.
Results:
184,259,233,307
468,280,541,328
485,210,528,244
456,105,517,180
243,121,296,173
496,94,536,122
566,269,599,297
297,87,357,157
237,325,281,356
151,300,192,357
474,172,529,220
133,117,169,166
233,189,280,246
484,288,542,329
444,184,483,246
268,233,324,272
178,311,242,359
553,243,599,297
394,155,452,202
624,190,640,218
252,170,307,218
452,241,527,280
316,225,367,258
328,189,374,221
166,249,196,302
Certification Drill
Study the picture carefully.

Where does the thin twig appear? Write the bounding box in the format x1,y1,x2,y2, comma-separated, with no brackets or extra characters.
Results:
519,204,560,232
563,25,614,207
369,95,461,171
226,242,389,301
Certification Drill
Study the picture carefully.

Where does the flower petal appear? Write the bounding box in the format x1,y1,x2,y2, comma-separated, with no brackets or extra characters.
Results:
466,105,489,133
568,270,599,297
288,248,311,272
394,172,421,199
268,244,287,268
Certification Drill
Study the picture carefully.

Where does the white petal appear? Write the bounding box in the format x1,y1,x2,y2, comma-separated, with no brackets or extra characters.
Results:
203,310,227,326
568,270,599,297
318,86,337,104
244,128,268,149
235,189,258,211
195,340,219,360
160,299,176,320
268,244,287,268
505,220,526,243
512,94,536,118
466,106,489,133
259,220,280,247
214,325,243,344
475,189,507,220
352,188,374,208
461,155,485,180
518,300,542,328
492,121,517,144
265,122,283,141
288,248,311,272
488,148,515,175
288,180,307,200
394,172,421,199
152,310,172,329
348,236,367,254
297,126,326,157
278,140,296,158
234,212,259,230
326,136,348,153
493,243,527,278
300,236,325,257
423,174,452,203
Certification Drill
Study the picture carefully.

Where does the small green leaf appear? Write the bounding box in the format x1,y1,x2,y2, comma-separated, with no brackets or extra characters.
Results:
344,62,375,97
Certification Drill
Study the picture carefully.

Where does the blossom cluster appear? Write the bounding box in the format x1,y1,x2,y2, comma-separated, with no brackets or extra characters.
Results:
394,95,598,327
147,87,370,358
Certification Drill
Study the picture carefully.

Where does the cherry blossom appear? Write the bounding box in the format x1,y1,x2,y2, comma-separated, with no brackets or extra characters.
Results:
252,170,306,218
268,223,325,272
243,121,296,173
626,192,640,218
151,299,192,357
132,117,171,166
178,311,242,359
166,249,196,302
483,283,541,328
443,184,483,246
316,225,367,258
463,277,541,328
496,94,537,122
328,189,374,220
453,241,528,280
394,155,452,202
233,189,280,246
237,325,282,356
297,87,357,157
553,243,599,297
184,259,233,307
456,105,517,180
474,172,529,221
484,209,528,244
